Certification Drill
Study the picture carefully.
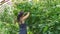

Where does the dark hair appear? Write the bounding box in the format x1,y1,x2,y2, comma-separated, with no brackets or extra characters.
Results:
17,11,24,22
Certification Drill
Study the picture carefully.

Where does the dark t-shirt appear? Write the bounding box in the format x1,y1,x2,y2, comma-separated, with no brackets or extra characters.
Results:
20,23,26,28
19,23,27,34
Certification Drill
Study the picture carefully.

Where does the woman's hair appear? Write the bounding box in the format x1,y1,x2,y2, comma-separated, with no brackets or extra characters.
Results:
17,11,24,22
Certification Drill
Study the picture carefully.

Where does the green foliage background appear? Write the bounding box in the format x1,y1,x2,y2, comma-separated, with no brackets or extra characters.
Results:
0,0,60,34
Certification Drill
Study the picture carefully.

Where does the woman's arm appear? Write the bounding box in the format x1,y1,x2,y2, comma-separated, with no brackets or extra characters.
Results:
22,12,30,20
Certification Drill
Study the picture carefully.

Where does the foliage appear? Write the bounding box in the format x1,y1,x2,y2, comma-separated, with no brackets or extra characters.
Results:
13,0,60,34
0,5,19,34
0,0,60,34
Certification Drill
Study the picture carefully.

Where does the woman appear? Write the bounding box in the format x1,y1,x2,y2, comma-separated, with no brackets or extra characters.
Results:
17,11,30,34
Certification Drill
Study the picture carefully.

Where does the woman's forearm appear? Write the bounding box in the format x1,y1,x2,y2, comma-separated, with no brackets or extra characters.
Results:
22,12,30,20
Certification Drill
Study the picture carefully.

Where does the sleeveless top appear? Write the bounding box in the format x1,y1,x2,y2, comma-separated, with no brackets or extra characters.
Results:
19,23,27,34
